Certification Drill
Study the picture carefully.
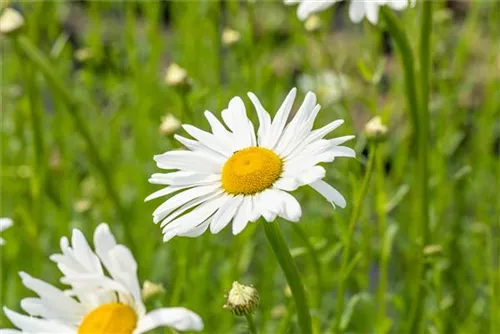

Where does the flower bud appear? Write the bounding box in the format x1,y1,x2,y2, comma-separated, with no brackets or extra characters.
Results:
0,8,24,35
223,281,259,316
222,28,240,47
159,113,181,135
141,280,165,301
364,116,388,142
304,15,322,32
164,63,189,88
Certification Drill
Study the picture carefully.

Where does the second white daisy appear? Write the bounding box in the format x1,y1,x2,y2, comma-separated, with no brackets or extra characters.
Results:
146,88,355,241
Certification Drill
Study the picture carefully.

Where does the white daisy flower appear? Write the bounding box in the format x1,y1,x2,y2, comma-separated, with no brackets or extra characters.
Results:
284,0,339,21
0,217,13,245
2,223,203,334
285,0,414,24
146,88,355,242
348,0,414,24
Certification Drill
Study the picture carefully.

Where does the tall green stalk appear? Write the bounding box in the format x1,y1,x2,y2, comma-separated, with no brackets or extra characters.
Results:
262,222,312,334
334,144,376,332
409,1,433,332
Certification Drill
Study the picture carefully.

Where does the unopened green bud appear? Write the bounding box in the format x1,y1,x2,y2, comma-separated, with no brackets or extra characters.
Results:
224,281,259,316
141,280,165,301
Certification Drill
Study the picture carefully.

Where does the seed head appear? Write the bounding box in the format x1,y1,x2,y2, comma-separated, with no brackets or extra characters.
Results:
364,116,388,142
164,63,189,88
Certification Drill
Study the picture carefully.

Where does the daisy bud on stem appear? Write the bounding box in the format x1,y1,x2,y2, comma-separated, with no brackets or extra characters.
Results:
0,8,24,35
141,280,165,301
364,116,388,142
224,282,259,334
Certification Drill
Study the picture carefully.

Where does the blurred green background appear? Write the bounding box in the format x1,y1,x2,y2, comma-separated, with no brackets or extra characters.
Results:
1,1,499,333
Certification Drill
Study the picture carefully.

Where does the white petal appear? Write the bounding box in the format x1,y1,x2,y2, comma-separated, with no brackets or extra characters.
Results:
222,97,256,148
154,150,222,174
232,197,252,235
174,134,227,161
148,172,220,186
332,146,356,158
135,307,203,333
280,105,321,158
182,125,235,156
264,88,297,149
365,1,380,24
177,218,212,238
108,245,143,307
297,1,338,20
145,184,195,202
349,0,366,23
247,92,272,147
164,195,227,237
387,0,409,10
274,190,302,222
3,307,76,333
274,92,317,156
259,189,284,222
204,110,232,138
309,180,347,208
159,192,222,228
297,166,326,185
152,184,220,223
71,229,101,274
274,177,299,191
329,135,356,147
210,196,243,234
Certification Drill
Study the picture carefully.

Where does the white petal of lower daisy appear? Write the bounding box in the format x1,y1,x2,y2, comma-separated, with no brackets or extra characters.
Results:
19,272,83,314
148,172,220,186
3,307,76,333
279,105,321,158
387,0,409,10
135,307,203,333
154,150,222,174
247,92,272,147
310,179,347,208
152,184,220,223
249,195,262,222
210,195,243,234
274,189,302,222
306,119,344,144
232,197,252,235
20,297,83,324
262,88,297,149
71,229,101,274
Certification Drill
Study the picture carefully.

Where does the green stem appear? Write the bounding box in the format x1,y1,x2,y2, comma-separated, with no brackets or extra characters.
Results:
245,313,258,334
262,222,312,334
409,2,433,332
375,145,388,333
380,8,419,135
13,34,133,246
334,144,376,332
290,223,322,333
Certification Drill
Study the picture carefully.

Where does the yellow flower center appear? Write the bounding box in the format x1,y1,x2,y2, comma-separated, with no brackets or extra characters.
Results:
222,147,282,195
78,303,137,334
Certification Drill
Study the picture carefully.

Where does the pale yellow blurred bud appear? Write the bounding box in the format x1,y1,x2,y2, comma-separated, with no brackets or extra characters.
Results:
159,113,181,135
364,116,388,142
222,28,240,47
141,280,165,301
164,63,189,87
0,8,24,35
74,48,92,63
224,281,259,316
304,15,322,32
423,244,442,256
74,199,91,213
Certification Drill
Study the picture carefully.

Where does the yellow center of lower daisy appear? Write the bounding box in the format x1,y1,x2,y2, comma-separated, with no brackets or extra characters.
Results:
78,303,137,334
222,147,282,195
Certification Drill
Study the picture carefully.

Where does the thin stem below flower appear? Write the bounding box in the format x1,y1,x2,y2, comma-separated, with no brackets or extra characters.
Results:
334,143,376,332
245,313,258,334
262,221,312,334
